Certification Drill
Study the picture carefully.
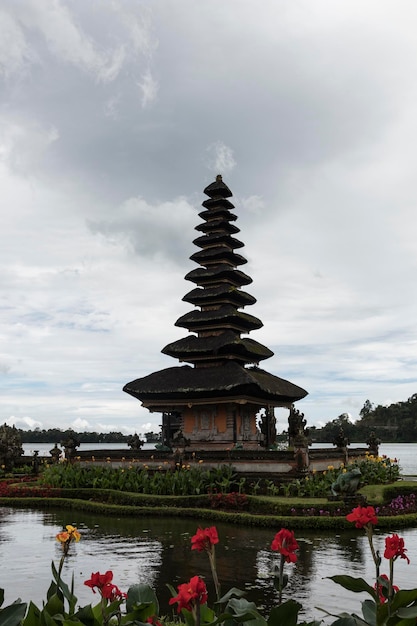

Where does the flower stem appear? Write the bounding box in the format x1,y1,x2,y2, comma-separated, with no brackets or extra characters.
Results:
278,554,285,605
208,550,221,601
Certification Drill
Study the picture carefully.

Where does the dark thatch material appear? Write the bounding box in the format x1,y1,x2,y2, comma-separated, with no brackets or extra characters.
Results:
190,247,247,266
198,207,237,222
203,177,233,198
192,233,244,249
162,332,273,363
185,265,253,286
182,286,256,307
175,305,263,332
123,362,307,405
195,220,240,235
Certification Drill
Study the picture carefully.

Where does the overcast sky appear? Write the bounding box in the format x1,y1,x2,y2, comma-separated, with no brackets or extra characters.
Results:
1,0,416,437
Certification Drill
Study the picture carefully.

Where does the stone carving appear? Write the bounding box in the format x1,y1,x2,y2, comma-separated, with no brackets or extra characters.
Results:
127,433,144,450
366,430,381,455
61,431,80,461
330,467,362,498
288,405,308,448
0,423,24,471
259,407,277,448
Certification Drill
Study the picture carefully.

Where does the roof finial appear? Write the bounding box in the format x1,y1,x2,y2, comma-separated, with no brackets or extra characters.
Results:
216,174,222,182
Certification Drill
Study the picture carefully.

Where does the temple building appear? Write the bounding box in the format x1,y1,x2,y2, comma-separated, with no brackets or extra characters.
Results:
124,175,307,450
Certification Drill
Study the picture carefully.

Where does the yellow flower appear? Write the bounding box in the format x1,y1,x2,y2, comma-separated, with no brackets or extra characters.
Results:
56,524,81,544
327,465,334,471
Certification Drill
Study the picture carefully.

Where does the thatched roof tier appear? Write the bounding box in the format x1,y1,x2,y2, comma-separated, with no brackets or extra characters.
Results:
198,207,238,222
201,197,235,210
192,233,244,249
175,305,263,332
123,362,307,407
195,220,240,235
190,247,247,267
185,265,253,287
182,286,256,307
203,177,233,198
162,332,273,364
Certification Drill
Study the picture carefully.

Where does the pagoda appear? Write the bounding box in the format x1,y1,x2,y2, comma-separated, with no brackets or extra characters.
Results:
124,176,307,450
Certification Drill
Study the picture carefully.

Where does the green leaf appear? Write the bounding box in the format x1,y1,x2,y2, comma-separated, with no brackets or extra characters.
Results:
224,598,267,626
125,584,158,621
0,602,27,626
217,588,247,604
268,600,302,626
199,604,216,625
0,590,4,608
74,604,99,626
360,599,376,625
22,602,41,626
396,605,417,619
391,589,417,612
46,582,58,602
44,593,64,618
327,576,376,597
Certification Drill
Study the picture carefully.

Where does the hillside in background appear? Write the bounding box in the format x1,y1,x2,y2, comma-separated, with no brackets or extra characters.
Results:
311,394,417,443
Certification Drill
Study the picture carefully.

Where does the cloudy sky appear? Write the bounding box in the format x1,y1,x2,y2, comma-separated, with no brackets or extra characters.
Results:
1,0,416,436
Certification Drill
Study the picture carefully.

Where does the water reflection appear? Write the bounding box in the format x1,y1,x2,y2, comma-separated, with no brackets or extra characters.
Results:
1,507,416,624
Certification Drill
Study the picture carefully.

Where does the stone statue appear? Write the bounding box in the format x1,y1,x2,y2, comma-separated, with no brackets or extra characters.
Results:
333,426,349,449
259,407,277,448
288,405,308,448
0,423,24,471
366,431,381,455
330,467,362,498
49,443,62,463
61,431,80,461
127,433,144,450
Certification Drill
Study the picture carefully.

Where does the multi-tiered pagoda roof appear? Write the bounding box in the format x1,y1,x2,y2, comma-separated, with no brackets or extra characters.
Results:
124,176,307,412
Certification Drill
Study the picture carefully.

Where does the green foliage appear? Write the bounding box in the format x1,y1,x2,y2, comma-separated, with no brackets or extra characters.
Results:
280,455,400,499
40,463,240,496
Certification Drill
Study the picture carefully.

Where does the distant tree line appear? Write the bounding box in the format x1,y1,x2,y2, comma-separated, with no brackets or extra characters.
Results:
310,394,417,443
17,428,162,444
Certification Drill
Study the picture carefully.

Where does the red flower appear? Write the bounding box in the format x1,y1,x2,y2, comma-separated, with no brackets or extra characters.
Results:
101,584,127,602
384,534,410,563
146,617,163,626
374,574,399,603
169,576,208,613
191,527,219,552
346,506,378,529
84,571,126,601
271,528,299,563
84,571,114,592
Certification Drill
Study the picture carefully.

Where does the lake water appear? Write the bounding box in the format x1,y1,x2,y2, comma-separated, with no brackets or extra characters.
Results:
1,507,416,625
